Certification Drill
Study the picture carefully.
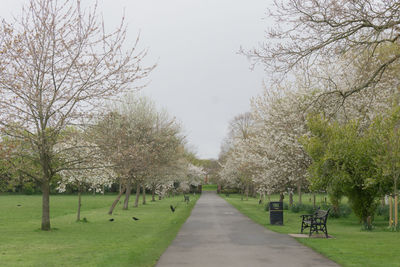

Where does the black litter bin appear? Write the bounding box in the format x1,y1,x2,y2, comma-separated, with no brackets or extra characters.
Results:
269,202,283,225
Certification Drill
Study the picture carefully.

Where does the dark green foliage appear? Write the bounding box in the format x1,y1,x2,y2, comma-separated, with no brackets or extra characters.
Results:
289,203,316,214
0,174,12,192
333,205,352,218
288,202,351,218
23,182,36,195
283,202,288,210
376,205,390,220
220,188,239,195
319,202,352,218
375,204,400,221
302,115,381,226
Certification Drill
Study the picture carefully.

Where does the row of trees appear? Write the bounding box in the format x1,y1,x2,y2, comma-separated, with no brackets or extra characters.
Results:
219,0,400,228
0,0,204,230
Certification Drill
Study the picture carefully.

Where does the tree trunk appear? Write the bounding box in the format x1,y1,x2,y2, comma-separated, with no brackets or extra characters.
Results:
159,195,162,200
389,195,393,227
289,190,293,207
142,184,146,205
394,177,398,227
123,180,132,210
366,216,372,229
77,183,81,221
395,194,398,228
245,183,249,201
279,192,284,202
41,181,51,231
297,181,302,204
330,194,340,214
313,193,316,209
108,186,126,215
152,188,156,202
134,183,140,208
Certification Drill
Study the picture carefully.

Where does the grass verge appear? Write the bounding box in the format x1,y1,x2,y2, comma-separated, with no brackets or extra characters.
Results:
222,193,399,267
0,193,198,267
202,184,217,191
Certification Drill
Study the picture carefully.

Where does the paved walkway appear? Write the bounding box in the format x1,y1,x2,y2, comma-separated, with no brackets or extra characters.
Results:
156,191,339,267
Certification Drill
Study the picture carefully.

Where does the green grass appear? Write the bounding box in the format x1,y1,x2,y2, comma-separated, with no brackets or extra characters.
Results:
0,193,199,267
222,193,400,267
202,184,217,191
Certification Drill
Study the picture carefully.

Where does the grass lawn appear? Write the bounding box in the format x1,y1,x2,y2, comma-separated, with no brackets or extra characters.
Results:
222,193,400,267
202,184,217,191
0,193,198,267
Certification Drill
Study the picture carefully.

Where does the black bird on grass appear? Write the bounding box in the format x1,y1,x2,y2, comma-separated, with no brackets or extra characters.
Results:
258,199,262,205
109,218,114,222
170,205,176,213
17,204,21,207
132,217,139,221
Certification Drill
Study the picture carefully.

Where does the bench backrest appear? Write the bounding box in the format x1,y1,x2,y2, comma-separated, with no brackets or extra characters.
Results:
315,209,330,222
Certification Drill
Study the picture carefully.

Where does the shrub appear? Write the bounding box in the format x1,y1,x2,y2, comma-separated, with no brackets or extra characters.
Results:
283,202,289,210
330,204,352,218
220,188,239,195
289,204,300,213
376,205,391,220
316,202,352,218
23,182,35,195
289,203,316,214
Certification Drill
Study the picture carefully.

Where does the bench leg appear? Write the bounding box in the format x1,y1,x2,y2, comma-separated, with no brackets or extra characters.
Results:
301,222,310,234
324,224,328,238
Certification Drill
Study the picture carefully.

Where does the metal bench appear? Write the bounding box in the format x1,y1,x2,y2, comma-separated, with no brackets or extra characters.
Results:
300,208,330,238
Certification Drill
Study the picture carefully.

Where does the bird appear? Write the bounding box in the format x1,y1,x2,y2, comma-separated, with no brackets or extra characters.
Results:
132,217,139,221
259,199,262,205
170,205,176,213
109,218,114,222
17,204,21,207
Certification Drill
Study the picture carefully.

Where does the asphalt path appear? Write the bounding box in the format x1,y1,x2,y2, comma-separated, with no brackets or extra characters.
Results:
156,191,339,267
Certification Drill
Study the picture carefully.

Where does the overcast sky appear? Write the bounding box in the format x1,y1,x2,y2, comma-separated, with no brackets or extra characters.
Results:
0,0,272,159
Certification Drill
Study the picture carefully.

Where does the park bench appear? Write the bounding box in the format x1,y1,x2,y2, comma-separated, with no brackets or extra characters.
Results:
300,208,330,238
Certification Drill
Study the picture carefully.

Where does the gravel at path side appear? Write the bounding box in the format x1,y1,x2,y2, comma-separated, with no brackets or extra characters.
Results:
155,191,340,267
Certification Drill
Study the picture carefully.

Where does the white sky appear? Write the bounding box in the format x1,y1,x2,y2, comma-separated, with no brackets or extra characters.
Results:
0,0,271,159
